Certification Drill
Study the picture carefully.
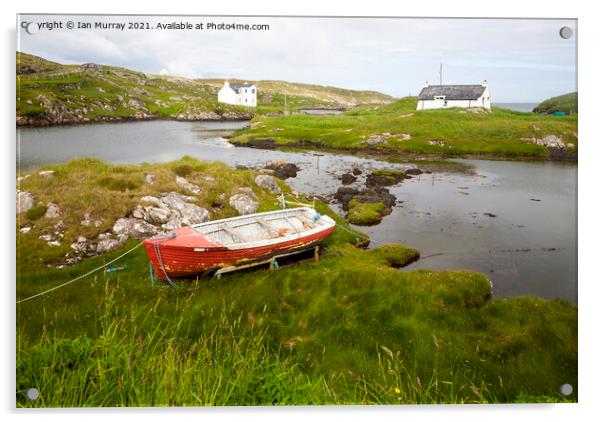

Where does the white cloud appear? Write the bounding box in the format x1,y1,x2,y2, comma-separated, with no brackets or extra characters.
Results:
17,15,577,102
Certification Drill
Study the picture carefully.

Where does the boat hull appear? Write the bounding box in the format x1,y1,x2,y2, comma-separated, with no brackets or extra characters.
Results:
143,209,335,281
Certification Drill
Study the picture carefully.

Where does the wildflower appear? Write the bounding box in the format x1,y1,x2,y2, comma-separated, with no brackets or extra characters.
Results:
394,387,401,395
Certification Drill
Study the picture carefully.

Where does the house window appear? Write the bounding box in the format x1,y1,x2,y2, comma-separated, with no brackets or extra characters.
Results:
252,89,255,94
434,95,446,100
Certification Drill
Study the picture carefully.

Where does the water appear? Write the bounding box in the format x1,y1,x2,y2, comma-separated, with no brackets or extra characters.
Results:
494,103,538,112
17,121,577,303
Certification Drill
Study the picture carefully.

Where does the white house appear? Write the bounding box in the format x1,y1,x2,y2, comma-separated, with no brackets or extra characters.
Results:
217,81,257,107
416,81,491,110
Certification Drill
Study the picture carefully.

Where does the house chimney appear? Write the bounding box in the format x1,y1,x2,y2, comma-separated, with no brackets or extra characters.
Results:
481,80,488,87
424,81,429,88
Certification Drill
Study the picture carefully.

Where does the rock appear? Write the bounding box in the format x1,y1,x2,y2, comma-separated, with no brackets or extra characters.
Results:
39,234,53,242
38,170,55,177
428,140,445,146
160,192,210,226
80,213,92,226
541,135,565,149
352,167,362,176
264,162,300,179
366,170,406,187
47,240,62,247
176,176,201,194
16,191,34,213
340,173,357,185
521,135,566,149
44,203,60,218
405,168,423,176
98,232,112,240
483,213,497,218
229,193,259,215
335,187,360,210
255,175,281,193
400,133,412,140
17,175,30,183
113,218,159,240
94,219,103,228
96,238,122,254
145,173,156,185
146,207,172,225
360,134,387,146
20,227,31,234
140,195,166,208
70,236,89,254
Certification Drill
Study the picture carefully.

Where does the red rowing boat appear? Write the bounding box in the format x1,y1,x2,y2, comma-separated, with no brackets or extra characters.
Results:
143,207,336,281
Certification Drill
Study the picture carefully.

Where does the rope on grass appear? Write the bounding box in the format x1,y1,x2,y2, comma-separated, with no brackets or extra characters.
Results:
16,242,144,304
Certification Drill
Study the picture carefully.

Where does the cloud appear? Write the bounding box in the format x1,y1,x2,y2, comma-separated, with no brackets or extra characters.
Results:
17,15,577,102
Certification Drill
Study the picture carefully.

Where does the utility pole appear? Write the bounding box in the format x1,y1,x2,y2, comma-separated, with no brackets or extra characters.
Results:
439,63,443,86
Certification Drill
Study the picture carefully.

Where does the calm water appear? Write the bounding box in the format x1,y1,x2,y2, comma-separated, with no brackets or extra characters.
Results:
17,121,577,303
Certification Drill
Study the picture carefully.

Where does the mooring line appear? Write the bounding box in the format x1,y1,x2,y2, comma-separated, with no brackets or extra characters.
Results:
16,242,144,304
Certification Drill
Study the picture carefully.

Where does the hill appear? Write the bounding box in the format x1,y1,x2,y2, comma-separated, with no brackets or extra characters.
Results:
533,92,578,114
16,52,393,126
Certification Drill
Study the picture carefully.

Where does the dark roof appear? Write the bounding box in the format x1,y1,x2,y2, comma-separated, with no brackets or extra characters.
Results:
418,85,486,101
229,83,255,93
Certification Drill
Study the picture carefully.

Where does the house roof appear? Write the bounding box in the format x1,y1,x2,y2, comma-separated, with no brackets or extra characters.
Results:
229,83,255,93
418,85,486,101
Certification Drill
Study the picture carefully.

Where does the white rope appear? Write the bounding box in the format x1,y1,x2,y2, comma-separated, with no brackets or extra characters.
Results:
16,242,144,304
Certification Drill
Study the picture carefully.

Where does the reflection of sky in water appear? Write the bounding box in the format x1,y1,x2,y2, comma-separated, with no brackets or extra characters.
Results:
17,121,577,302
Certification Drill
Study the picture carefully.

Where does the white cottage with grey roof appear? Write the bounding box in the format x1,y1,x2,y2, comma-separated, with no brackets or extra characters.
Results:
416,81,491,110
218,81,257,107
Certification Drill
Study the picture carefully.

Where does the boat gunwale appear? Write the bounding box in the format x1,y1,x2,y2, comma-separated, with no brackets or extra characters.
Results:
146,207,336,251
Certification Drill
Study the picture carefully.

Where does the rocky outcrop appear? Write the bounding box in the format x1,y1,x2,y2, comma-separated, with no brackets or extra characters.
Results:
521,135,566,149
175,176,201,194
17,191,34,213
264,161,300,179
229,189,259,215
255,175,281,194
113,218,159,239
340,173,357,185
44,203,60,218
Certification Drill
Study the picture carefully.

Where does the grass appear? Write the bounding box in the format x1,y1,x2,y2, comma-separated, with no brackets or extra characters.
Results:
347,199,386,225
231,97,578,160
534,92,578,115
16,158,577,406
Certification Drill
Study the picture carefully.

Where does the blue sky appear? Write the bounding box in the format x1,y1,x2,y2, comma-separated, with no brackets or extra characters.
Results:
17,15,577,102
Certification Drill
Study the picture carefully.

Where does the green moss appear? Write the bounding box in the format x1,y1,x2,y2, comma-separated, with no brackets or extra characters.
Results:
347,198,386,225
25,204,47,220
367,243,420,267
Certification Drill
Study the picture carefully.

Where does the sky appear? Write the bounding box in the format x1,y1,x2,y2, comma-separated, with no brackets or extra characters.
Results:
17,15,577,102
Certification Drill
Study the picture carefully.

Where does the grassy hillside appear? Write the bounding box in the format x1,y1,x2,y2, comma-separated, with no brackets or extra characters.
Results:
16,158,577,406
231,97,578,160
202,79,393,114
16,52,393,126
533,92,578,114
